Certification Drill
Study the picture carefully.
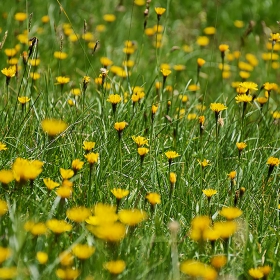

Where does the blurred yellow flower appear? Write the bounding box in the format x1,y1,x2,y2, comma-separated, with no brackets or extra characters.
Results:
104,260,126,274
41,119,68,137
118,209,147,226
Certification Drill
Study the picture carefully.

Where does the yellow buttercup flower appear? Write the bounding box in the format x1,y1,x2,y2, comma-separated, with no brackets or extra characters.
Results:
236,142,247,151
235,94,252,103
0,170,14,185
114,122,127,132
146,193,161,205
161,68,171,77
66,206,91,223
104,260,126,275
41,119,68,137
43,178,59,190
84,152,99,164
1,66,16,78
56,76,70,85
210,103,227,113
219,207,243,220
111,188,129,200
118,209,147,226
60,168,74,180
0,199,8,217
46,219,72,234
165,151,180,160
36,252,48,264
202,189,217,198
72,244,95,260
132,135,149,147
107,94,122,104
18,96,31,104
180,260,217,280
83,141,95,151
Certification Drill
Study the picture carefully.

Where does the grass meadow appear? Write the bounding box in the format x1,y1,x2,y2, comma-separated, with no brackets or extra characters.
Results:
1,0,280,279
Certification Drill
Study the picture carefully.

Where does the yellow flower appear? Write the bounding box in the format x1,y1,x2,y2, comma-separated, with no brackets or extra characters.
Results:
198,159,210,168
169,172,176,184
235,94,252,103
0,247,12,264
36,252,48,264
269,32,280,43
248,268,264,279
219,207,243,220
165,151,180,159
100,57,113,67
107,94,122,104
111,188,129,200
71,159,84,171
1,66,16,78
198,116,205,125
0,142,8,151
234,20,244,28
56,186,73,199
56,268,80,280
14,12,27,21
114,122,127,132
256,97,268,105
180,260,217,280
202,189,217,198
238,61,253,71
219,44,229,52
258,265,272,277
0,267,17,279
132,135,149,147
46,219,72,234
18,96,31,104
41,15,50,23
211,255,227,269
204,26,216,35
41,119,68,137
43,178,59,190
88,222,126,242
60,168,74,180
30,223,48,236
30,72,40,80
84,152,99,164
228,171,236,180
161,68,171,77
54,51,68,59
72,244,95,260
196,36,209,47
263,82,277,91
103,14,116,22
173,64,185,71
146,193,161,205
12,158,43,182
187,113,197,120
239,71,250,79
239,81,258,91
56,76,70,84
118,209,147,226
83,141,95,151
197,58,206,67
4,48,17,57
210,103,227,113
104,260,126,275
0,170,14,185
59,251,74,266
267,156,280,166
66,206,91,223
213,221,237,239
137,147,149,156
151,104,158,114
155,7,166,16
236,142,247,151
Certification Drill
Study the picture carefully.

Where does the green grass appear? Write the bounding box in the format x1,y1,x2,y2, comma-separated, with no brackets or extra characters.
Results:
1,0,280,279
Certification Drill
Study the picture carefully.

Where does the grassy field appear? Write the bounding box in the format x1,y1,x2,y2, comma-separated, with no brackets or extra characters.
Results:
1,0,280,279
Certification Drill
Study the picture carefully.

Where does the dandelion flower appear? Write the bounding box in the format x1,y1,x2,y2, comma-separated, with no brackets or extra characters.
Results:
36,252,48,264
43,178,59,190
41,119,68,137
56,76,70,85
66,206,91,223
118,209,147,226
111,188,129,200
72,244,95,260
146,193,161,205
104,260,126,275
132,135,149,147
210,103,227,113
248,268,264,279
46,219,72,234
219,207,243,220
84,152,99,165
202,189,217,198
